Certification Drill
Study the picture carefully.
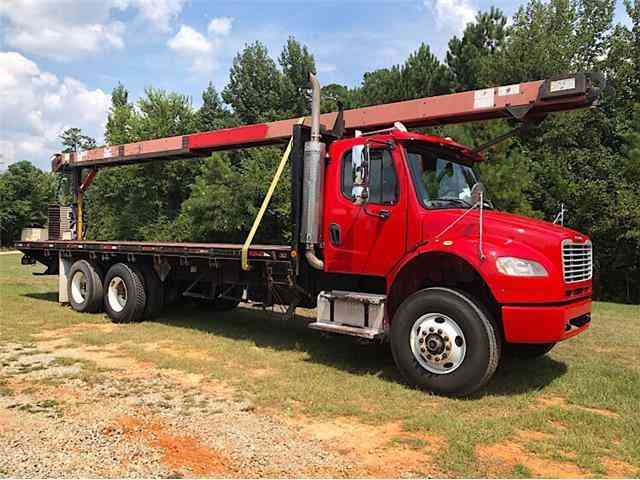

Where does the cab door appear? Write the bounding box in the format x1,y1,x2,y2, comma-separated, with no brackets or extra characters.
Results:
323,140,407,277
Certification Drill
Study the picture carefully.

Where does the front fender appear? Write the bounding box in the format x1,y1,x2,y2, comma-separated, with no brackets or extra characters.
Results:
387,236,565,305
386,239,500,299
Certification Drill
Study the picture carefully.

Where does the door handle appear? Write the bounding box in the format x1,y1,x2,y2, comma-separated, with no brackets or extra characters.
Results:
329,223,341,246
378,209,391,220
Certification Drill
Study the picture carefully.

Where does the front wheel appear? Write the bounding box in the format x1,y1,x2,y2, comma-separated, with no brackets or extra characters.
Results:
390,288,500,397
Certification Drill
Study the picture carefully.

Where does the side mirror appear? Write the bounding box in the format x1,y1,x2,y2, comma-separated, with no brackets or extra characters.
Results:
470,182,485,205
351,144,370,205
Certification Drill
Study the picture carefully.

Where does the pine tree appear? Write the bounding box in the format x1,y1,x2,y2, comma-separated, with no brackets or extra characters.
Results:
59,128,97,153
222,41,283,124
105,83,136,145
278,36,316,117
197,82,235,131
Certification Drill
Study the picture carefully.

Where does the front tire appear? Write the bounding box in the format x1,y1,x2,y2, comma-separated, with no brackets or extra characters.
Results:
103,263,147,323
390,288,499,397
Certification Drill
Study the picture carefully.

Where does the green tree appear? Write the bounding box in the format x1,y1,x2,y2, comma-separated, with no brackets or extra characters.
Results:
475,0,639,302
222,41,283,123
573,0,616,70
134,87,196,139
278,36,316,117
320,83,360,112
59,127,97,153
446,7,508,91
401,43,451,99
482,0,577,84
87,87,199,241
179,146,292,244
196,82,235,132
357,43,451,106
358,66,404,105
630,0,640,101
0,161,54,246
105,83,136,145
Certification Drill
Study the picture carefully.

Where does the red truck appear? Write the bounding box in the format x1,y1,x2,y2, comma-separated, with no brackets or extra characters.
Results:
16,72,600,396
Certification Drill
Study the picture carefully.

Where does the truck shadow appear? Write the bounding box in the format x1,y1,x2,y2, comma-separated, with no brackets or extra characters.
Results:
155,304,567,398
24,292,59,303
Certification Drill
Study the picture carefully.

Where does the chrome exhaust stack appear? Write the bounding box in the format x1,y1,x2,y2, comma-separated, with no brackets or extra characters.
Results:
302,73,325,270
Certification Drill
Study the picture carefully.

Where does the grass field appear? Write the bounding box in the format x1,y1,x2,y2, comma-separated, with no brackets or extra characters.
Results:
1,253,639,477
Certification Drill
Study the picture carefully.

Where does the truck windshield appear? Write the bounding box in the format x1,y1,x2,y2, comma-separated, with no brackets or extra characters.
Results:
405,144,481,209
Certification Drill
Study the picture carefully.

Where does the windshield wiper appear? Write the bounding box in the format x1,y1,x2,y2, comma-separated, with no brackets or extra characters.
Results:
433,198,474,208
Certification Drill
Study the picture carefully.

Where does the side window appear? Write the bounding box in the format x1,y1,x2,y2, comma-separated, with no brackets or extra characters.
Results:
341,148,398,204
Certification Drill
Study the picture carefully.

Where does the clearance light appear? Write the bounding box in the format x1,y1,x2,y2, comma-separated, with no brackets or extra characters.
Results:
496,257,548,277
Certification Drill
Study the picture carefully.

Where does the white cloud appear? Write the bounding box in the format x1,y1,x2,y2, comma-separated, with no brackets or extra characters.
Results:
0,0,127,61
126,0,187,33
168,24,229,73
8,23,125,62
0,0,187,61
168,25,212,55
426,0,476,34
207,17,233,36
0,52,110,169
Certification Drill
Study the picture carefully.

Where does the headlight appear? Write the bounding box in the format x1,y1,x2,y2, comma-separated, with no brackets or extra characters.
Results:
496,257,548,277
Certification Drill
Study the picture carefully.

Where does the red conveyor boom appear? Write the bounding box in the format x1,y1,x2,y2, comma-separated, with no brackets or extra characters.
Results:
52,72,600,171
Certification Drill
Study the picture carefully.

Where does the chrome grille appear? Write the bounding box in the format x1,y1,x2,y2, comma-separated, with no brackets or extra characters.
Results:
562,240,592,283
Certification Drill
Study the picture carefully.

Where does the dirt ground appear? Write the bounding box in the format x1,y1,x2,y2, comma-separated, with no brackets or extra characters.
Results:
0,323,450,478
1,318,638,478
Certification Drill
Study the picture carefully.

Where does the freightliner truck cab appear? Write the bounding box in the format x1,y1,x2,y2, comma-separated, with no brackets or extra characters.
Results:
306,122,591,395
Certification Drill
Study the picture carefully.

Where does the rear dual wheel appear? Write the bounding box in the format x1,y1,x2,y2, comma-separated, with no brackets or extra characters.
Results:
67,260,103,313
103,263,164,323
104,263,147,323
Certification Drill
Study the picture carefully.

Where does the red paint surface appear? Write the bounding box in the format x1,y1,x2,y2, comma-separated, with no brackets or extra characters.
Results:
323,137,408,275
502,299,591,343
322,130,592,344
187,123,271,150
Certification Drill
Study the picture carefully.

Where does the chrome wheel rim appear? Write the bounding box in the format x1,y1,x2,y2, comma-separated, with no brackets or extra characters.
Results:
107,277,127,313
410,313,466,374
70,271,87,304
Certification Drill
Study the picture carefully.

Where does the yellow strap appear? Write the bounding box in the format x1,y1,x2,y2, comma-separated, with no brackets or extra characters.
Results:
241,118,303,271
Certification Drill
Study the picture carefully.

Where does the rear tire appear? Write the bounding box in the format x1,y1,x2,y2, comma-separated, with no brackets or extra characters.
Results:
103,263,146,323
138,265,164,319
390,287,499,397
67,260,103,313
504,342,555,358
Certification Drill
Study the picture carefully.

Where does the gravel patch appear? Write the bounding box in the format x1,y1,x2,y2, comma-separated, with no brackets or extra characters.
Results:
0,341,352,478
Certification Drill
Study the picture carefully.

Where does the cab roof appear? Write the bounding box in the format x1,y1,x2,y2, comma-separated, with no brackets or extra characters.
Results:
385,130,483,162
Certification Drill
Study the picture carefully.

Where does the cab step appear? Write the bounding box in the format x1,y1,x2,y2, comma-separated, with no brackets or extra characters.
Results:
309,290,388,339
308,322,384,339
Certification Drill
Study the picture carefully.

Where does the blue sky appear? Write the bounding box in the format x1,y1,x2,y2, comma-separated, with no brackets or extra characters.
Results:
0,0,633,170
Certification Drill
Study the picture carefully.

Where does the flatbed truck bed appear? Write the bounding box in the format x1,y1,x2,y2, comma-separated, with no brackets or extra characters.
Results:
15,240,291,260
16,240,299,307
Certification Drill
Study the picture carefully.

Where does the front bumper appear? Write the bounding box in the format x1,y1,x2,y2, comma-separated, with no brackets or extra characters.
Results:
502,298,591,343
